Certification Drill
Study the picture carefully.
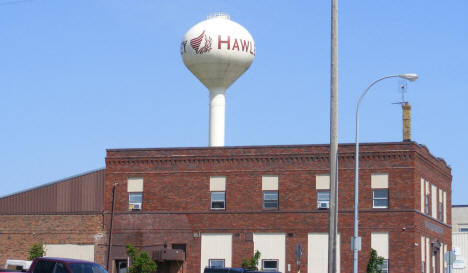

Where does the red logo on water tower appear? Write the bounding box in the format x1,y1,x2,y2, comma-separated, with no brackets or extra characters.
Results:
190,30,213,54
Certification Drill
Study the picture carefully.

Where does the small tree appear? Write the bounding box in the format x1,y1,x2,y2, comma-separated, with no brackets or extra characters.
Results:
126,244,157,273
241,250,260,270
28,243,45,260
366,248,384,273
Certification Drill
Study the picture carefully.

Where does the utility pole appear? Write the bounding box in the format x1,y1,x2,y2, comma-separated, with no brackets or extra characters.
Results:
328,0,339,273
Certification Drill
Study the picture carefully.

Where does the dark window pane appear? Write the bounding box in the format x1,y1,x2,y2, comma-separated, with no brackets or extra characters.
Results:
263,260,278,270
129,193,142,203
209,260,224,268
211,192,225,201
318,191,330,201
373,189,388,198
55,263,69,273
34,261,56,273
211,192,225,209
69,263,107,273
374,199,388,208
264,192,278,200
211,201,225,209
264,200,278,208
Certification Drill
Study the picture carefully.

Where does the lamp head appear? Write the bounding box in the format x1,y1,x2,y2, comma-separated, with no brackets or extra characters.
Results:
399,73,418,82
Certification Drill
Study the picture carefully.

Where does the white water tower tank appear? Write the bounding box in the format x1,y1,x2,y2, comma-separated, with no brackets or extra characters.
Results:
181,13,255,147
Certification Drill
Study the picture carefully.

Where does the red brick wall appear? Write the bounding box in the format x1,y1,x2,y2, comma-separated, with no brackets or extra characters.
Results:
0,214,106,268
102,142,451,273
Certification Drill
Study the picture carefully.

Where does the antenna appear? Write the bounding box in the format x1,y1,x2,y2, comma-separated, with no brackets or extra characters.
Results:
392,80,408,105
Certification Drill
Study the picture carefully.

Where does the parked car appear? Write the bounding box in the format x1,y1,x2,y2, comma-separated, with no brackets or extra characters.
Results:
27,257,108,273
203,267,281,273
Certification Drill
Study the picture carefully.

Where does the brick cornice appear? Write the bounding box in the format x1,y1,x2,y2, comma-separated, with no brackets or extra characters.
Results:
106,150,415,172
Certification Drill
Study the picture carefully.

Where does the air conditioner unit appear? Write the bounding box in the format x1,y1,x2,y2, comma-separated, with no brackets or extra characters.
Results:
131,203,142,210
318,201,329,209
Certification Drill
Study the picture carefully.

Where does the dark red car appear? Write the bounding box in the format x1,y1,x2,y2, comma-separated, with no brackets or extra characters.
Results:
28,258,108,273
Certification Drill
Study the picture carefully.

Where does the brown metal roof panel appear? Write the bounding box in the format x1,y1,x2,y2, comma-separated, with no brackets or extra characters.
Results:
0,168,105,214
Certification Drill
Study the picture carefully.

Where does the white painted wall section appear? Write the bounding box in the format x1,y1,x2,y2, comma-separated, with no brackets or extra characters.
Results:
421,236,425,264
44,244,94,261
453,233,468,273
128,178,143,192
371,173,388,189
371,232,389,259
426,237,430,273
316,174,330,190
210,176,226,191
201,234,232,273
253,233,285,273
308,233,340,273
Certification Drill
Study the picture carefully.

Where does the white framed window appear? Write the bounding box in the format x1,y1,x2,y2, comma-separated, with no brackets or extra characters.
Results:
263,191,278,209
425,195,429,214
262,259,279,271
378,259,389,273
211,192,225,210
317,191,330,209
460,227,468,232
438,202,443,221
129,192,142,211
209,259,225,268
373,189,388,208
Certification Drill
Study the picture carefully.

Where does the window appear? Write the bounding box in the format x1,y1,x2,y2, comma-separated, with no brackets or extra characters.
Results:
263,191,278,209
208,259,225,268
129,192,142,211
425,195,429,214
33,261,56,273
115,260,127,273
317,191,330,209
211,192,225,210
438,202,443,221
54,263,68,273
262,260,278,271
373,189,388,208
460,227,468,232
68,263,107,273
378,259,389,273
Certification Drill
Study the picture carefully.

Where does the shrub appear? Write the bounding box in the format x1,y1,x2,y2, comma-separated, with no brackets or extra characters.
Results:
126,244,157,273
28,243,45,260
241,250,261,270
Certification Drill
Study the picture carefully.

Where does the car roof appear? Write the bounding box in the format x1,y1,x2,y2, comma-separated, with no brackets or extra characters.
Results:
36,257,96,264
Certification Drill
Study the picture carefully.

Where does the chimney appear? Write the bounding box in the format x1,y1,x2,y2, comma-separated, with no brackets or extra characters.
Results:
402,102,411,141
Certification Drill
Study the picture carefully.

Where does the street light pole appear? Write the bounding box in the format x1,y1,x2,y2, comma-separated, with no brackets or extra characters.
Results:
328,0,338,272
352,73,418,273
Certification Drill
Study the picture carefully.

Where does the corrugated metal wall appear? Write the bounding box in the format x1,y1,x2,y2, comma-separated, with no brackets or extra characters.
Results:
0,169,104,214
453,232,468,273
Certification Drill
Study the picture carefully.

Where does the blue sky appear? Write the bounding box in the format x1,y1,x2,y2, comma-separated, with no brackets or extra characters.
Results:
0,1,466,204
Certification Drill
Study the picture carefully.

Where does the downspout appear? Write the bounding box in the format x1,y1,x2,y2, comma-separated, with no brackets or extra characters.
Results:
107,183,117,271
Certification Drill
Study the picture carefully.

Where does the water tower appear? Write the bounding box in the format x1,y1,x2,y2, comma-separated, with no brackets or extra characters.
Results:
181,13,255,147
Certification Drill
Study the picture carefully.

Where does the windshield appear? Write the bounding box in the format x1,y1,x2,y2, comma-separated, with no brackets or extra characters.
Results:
68,263,108,273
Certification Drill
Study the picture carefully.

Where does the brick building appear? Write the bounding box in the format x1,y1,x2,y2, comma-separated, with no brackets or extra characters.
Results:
0,142,452,273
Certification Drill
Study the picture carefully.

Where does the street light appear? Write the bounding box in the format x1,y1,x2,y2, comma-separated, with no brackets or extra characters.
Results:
352,73,418,273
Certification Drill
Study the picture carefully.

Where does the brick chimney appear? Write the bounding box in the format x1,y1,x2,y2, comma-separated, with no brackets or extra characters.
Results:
402,102,411,141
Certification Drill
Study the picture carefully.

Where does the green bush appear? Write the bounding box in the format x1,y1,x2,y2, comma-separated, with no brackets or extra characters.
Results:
241,250,260,270
126,244,157,273
28,243,45,260
366,248,384,273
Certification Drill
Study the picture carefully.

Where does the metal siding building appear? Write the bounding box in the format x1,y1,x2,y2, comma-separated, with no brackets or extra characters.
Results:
0,169,105,214
453,206,468,273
